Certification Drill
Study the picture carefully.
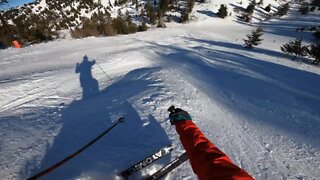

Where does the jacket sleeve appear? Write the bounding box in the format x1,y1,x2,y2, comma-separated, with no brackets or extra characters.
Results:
175,120,254,180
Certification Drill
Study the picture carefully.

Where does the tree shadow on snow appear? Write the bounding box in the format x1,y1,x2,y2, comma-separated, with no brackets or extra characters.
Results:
259,21,317,43
186,37,285,59
26,67,171,179
259,7,320,42
197,10,215,17
147,39,320,148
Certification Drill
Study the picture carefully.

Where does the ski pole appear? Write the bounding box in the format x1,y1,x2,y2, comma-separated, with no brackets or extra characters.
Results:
95,61,112,81
27,117,125,180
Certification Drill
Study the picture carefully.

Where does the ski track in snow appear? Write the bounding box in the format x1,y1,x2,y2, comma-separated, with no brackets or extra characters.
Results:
1,3,320,180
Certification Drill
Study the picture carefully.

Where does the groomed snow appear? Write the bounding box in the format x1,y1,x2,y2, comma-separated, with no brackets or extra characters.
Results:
0,3,320,180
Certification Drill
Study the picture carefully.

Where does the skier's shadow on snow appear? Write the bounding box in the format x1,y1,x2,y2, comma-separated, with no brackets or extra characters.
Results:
29,67,171,179
76,55,99,99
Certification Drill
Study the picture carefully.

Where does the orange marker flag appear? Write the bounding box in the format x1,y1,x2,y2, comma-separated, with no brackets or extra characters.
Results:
12,40,22,48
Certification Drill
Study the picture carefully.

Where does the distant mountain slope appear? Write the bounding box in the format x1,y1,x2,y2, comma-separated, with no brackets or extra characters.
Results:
1,1,320,180
0,0,285,47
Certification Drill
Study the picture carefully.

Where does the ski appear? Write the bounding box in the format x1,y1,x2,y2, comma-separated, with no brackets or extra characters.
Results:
119,145,174,179
145,152,189,180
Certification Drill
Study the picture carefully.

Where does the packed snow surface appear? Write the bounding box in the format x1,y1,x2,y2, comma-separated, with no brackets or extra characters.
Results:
1,3,320,180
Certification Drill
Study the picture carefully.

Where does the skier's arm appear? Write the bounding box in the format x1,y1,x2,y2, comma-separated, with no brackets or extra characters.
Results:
169,106,254,180
91,60,96,66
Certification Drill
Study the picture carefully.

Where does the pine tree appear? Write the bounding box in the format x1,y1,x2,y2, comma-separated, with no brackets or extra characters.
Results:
277,3,289,16
243,27,263,49
309,43,320,65
112,10,130,34
157,9,166,28
241,13,252,22
265,4,271,12
246,3,255,14
145,2,157,25
134,0,139,11
138,21,148,31
180,8,189,23
217,4,228,18
251,0,257,6
314,31,320,40
140,8,146,19
187,0,195,12
159,0,169,14
299,5,310,15
125,10,131,23
280,38,308,60
312,0,320,7
258,0,264,6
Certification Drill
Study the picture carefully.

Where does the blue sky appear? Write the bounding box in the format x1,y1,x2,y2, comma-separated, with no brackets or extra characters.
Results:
1,0,34,9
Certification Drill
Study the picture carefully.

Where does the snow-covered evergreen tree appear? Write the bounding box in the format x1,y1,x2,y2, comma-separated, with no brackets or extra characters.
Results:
243,27,263,49
309,43,320,65
281,38,308,60
217,4,228,18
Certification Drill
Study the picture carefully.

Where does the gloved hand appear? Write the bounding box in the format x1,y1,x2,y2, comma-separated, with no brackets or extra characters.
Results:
168,106,192,125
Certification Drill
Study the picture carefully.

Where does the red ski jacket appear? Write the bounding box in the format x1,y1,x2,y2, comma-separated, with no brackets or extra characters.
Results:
175,120,254,180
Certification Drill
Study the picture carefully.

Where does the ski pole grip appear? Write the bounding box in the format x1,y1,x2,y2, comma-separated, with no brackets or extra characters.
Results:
118,117,125,123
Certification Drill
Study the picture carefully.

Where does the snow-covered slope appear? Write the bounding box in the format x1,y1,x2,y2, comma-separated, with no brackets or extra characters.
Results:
1,2,320,180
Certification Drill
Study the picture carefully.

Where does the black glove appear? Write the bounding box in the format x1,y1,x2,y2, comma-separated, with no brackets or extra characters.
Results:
168,106,192,125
